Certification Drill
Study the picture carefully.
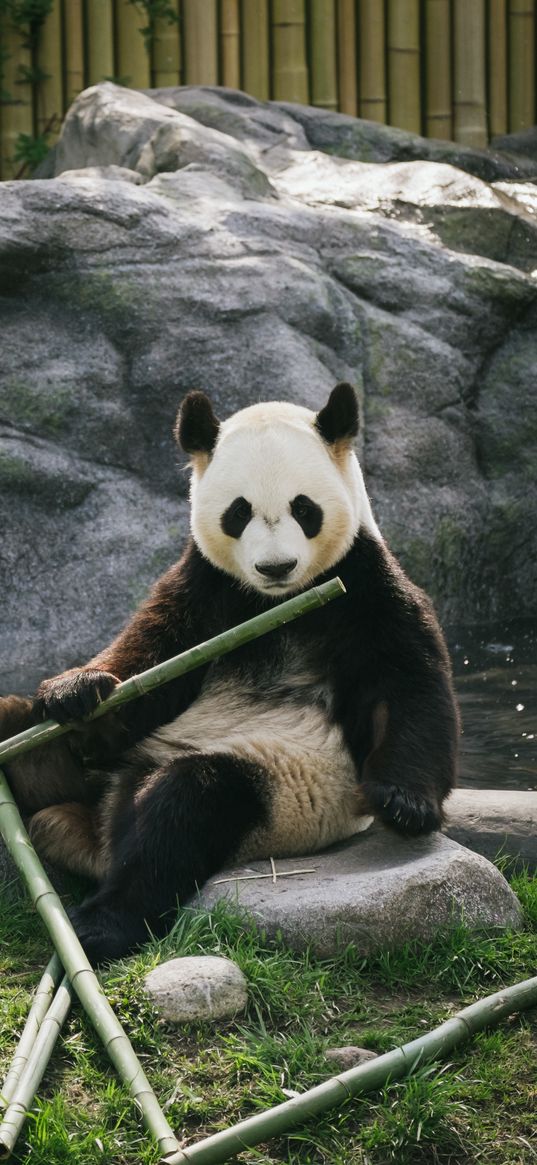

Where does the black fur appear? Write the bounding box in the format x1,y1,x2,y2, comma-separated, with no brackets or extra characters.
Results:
221,496,253,538
290,494,323,539
315,382,359,444
175,391,220,455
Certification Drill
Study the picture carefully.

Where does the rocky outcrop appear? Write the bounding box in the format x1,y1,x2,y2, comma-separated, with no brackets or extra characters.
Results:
1,83,537,691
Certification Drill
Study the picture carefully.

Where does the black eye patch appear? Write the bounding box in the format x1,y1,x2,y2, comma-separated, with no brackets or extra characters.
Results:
221,496,253,538
290,494,323,538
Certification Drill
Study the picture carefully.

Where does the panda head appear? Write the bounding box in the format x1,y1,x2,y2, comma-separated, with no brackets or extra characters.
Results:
176,384,380,596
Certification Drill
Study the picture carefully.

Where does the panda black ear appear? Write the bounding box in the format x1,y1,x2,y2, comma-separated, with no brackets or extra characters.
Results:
175,391,220,455
315,383,359,445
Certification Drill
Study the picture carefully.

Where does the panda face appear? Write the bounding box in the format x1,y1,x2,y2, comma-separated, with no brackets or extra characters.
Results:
178,387,381,597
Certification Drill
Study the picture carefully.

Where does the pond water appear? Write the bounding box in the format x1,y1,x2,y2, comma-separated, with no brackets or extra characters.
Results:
451,621,537,792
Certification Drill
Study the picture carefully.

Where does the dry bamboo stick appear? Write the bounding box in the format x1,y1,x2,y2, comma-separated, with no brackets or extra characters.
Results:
359,0,386,122
0,955,63,1110
489,0,508,137
221,0,240,89
240,0,269,99
183,0,218,85
0,12,33,180
453,0,487,147
36,0,63,142
424,0,452,139
152,1,182,88
387,0,421,134
336,0,357,116
508,0,535,132
115,0,151,88
62,0,85,107
86,0,115,84
271,0,309,104
310,0,338,111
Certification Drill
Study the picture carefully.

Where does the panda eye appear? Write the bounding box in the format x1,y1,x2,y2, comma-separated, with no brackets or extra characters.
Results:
221,496,253,538
290,494,323,538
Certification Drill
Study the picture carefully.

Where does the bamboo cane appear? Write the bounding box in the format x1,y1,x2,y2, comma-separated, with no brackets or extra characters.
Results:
336,0,357,116
424,0,452,140
387,0,421,134
35,0,63,143
359,0,386,122
271,0,309,104
152,2,182,88
62,0,85,107
220,0,240,90
240,0,269,100
86,0,114,85
310,0,338,111
115,0,151,88
508,0,535,132
489,0,508,137
161,974,537,1164
453,0,487,147
0,12,33,180
0,976,73,1156
0,954,63,1110
183,0,218,85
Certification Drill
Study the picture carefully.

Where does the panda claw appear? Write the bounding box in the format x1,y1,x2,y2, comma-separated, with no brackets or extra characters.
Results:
364,782,441,837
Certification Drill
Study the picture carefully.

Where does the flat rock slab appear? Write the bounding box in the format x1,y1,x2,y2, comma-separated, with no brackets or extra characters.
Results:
445,789,537,871
144,955,247,1022
194,829,523,957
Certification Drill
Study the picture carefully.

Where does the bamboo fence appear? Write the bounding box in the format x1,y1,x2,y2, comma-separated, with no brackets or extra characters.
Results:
0,2,536,174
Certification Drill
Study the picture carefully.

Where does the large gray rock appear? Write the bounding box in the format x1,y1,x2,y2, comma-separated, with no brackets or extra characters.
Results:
1,83,537,692
193,830,523,957
445,789,537,870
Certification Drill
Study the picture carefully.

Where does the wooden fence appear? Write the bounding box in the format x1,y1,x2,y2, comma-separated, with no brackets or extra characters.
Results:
0,0,535,180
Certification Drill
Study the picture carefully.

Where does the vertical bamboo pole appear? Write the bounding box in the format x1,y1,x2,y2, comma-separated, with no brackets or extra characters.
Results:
453,0,487,146
309,0,337,111
240,0,269,99
115,0,151,87
0,14,33,179
359,0,386,121
271,0,309,104
36,0,63,143
424,0,452,139
489,0,508,136
85,0,115,85
387,0,421,134
336,0,357,115
63,0,85,107
152,2,182,87
508,0,535,132
182,0,218,85
221,0,240,89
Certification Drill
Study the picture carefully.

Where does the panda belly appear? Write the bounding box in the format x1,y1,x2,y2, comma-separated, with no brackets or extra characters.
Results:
138,676,373,859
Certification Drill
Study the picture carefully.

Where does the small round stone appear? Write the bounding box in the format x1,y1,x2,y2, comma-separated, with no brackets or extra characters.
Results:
325,1046,379,1071
144,955,248,1022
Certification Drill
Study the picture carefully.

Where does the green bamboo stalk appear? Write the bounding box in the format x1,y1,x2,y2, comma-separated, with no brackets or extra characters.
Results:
115,0,151,88
359,0,386,122
508,0,535,132
271,0,309,104
152,1,182,87
183,0,218,85
387,0,421,134
424,0,452,140
240,0,269,100
62,0,85,108
160,974,537,1164
453,0,487,147
0,578,345,768
36,0,63,143
310,0,338,111
489,0,508,137
336,0,357,116
0,976,73,1155
220,0,240,90
86,0,114,85
0,954,63,1110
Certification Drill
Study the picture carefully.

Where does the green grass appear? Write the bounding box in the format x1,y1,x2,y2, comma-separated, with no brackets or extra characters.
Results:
0,873,535,1165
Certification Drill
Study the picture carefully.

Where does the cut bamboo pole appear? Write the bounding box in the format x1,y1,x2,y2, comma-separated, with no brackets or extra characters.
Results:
336,0,357,116
271,0,309,104
183,0,218,85
359,0,386,122
453,0,487,147
310,0,338,111
35,0,63,143
161,974,537,1164
508,0,535,132
152,2,182,88
62,0,85,108
115,0,151,88
240,0,269,99
0,13,33,180
0,977,73,1156
387,0,421,134
86,0,114,85
424,0,452,139
221,0,240,89
0,955,63,1110
489,0,508,137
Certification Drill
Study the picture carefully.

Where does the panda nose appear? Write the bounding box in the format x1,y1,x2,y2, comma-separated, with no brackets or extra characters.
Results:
255,558,298,579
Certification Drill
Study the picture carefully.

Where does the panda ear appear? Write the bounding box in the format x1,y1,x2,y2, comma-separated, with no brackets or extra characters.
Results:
315,382,359,445
175,391,220,455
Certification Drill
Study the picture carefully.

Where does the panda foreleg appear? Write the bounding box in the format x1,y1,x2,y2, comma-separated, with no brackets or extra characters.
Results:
69,751,269,964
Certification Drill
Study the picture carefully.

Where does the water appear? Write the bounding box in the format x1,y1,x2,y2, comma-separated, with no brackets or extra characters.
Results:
451,621,537,791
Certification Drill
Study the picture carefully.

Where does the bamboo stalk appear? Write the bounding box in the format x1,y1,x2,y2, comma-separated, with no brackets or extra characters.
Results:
387,0,421,134
161,974,537,1164
0,954,63,1110
0,768,180,1160
152,1,182,87
220,0,240,89
36,0,63,143
310,0,338,111
508,0,535,132
240,0,269,100
85,0,114,85
489,0,508,136
0,578,345,768
0,976,73,1155
453,0,487,147
271,0,309,104
0,12,33,180
62,0,85,107
336,0,357,115
359,0,386,122
182,0,218,85
424,0,452,139
115,0,151,88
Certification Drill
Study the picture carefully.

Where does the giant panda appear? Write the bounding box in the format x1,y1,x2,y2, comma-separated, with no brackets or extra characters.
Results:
0,383,459,964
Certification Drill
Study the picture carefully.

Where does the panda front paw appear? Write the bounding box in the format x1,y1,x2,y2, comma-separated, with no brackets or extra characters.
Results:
36,669,119,724
68,902,148,965
364,782,442,836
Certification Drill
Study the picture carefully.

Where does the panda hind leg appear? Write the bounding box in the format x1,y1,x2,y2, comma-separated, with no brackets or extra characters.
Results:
0,694,88,814
29,803,106,880
69,751,269,964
